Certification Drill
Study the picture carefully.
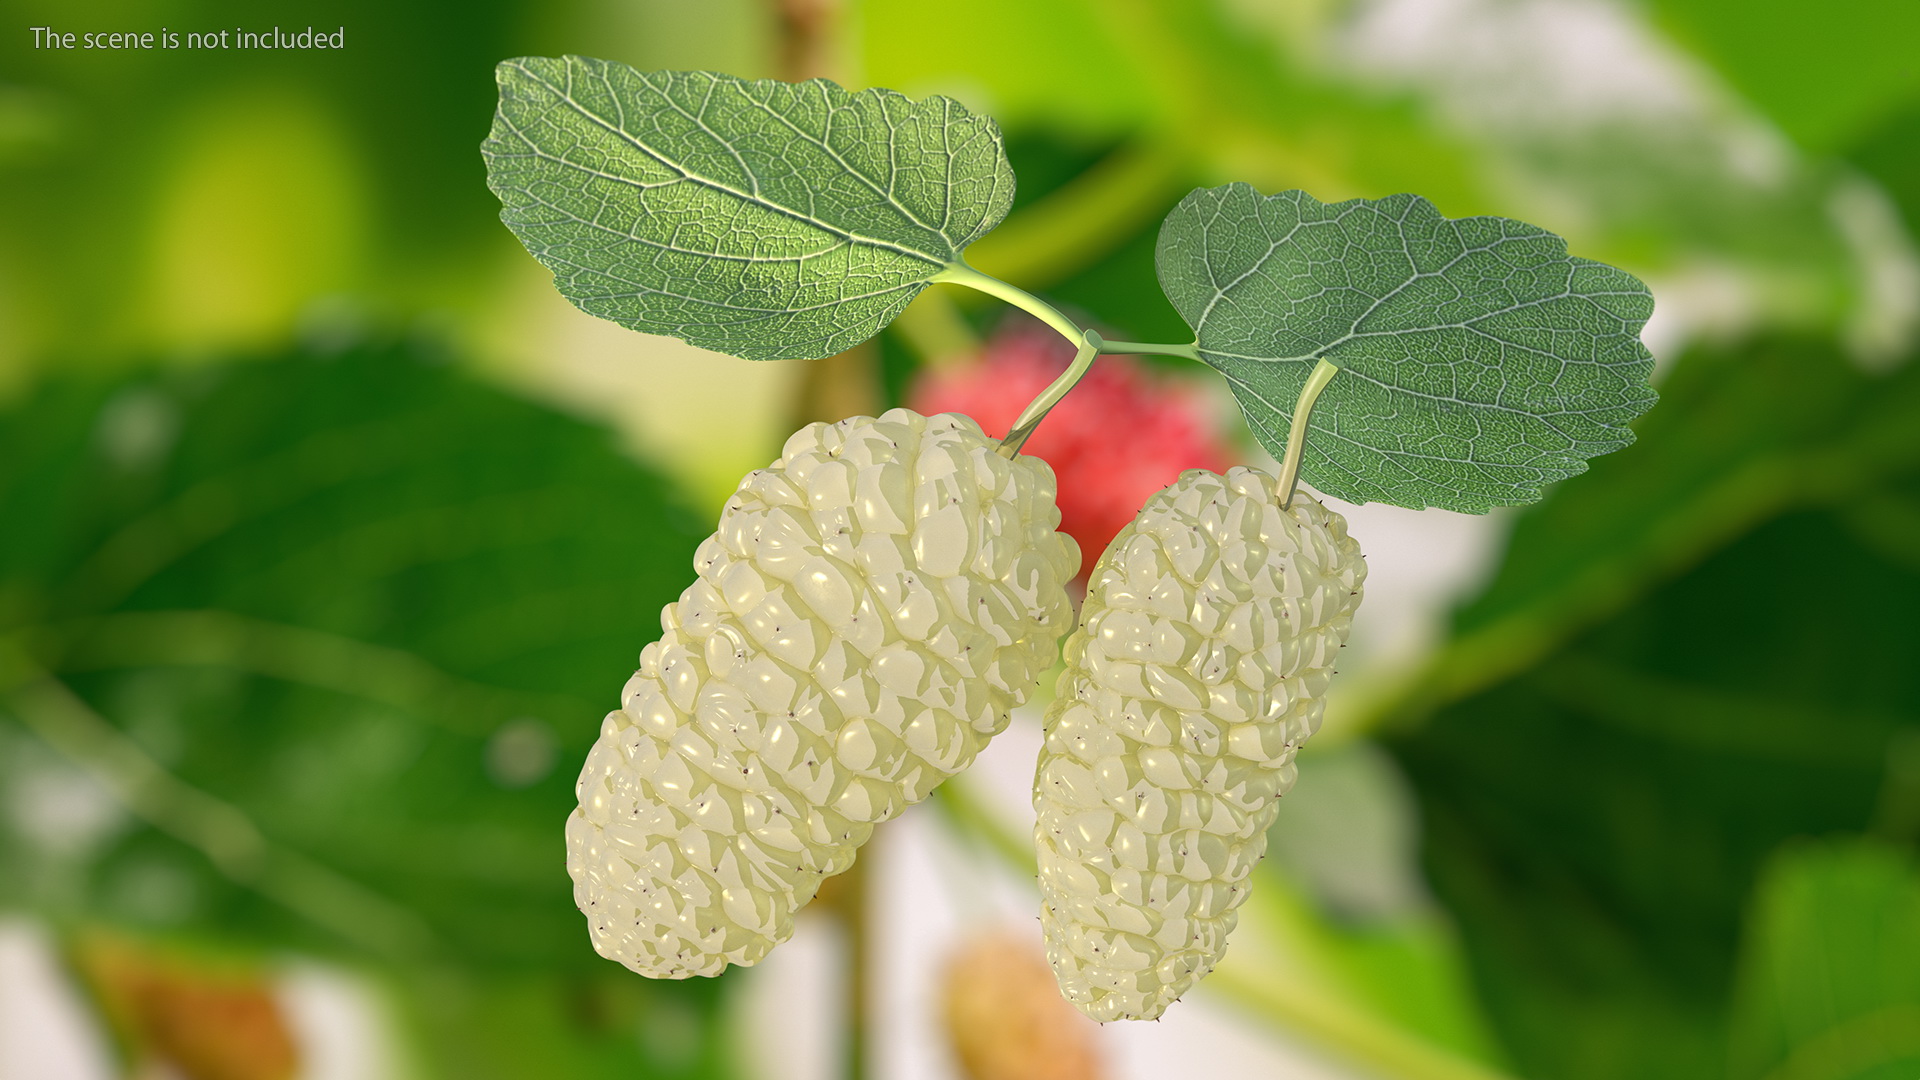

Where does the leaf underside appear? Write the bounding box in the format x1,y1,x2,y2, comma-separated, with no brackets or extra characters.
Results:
482,56,1015,361
1157,184,1658,512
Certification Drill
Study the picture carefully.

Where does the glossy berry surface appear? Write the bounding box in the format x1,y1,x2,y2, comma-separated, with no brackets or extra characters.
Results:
1032,467,1364,1020
569,410,1080,978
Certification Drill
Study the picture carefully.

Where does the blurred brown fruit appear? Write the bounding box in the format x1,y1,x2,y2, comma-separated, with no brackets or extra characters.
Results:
73,934,298,1080
942,928,1104,1080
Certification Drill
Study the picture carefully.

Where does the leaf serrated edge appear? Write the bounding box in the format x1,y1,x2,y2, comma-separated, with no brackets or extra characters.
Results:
1155,183,1660,512
481,58,1019,362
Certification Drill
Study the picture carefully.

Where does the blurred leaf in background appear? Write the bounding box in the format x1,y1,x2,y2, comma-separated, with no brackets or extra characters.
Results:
1376,319,1920,1079
0,339,734,1078
1728,839,1920,1080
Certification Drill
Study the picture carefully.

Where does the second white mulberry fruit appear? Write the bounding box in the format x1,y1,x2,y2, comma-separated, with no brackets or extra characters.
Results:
1033,466,1365,1021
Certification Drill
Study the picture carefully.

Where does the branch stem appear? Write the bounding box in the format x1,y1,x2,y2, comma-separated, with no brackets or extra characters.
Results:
1100,339,1202,362
1276,359,1340,507
998,331,1102,456
933,261,1083,350
934,262,1205,451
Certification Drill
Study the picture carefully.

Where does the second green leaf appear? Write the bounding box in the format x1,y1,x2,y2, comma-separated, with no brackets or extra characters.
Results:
1156,184,1658,512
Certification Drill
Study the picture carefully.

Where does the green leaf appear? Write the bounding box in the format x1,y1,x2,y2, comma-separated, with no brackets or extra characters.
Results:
1391,506,1920,1079
1380,331,1920,1077
482,57,1014,361
1155,184,1658,512
0,342,710,977
1730,840,1920,1080
1363,334,1920,736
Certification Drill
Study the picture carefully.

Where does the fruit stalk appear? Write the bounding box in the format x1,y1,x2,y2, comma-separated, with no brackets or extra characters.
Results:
1275,359,1341,508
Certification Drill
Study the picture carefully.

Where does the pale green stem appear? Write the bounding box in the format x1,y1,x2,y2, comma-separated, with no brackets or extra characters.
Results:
933,261,1083,350
1276,359,1340,507
1101,339,1202,362
933,262,1205,448
997,331,1103,457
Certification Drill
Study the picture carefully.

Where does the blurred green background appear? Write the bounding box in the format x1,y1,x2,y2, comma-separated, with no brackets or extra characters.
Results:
2,0,1918,1078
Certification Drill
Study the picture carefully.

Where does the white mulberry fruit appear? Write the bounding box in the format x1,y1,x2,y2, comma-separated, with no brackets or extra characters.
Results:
569,409,1080,978
1032,467,1365,1021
